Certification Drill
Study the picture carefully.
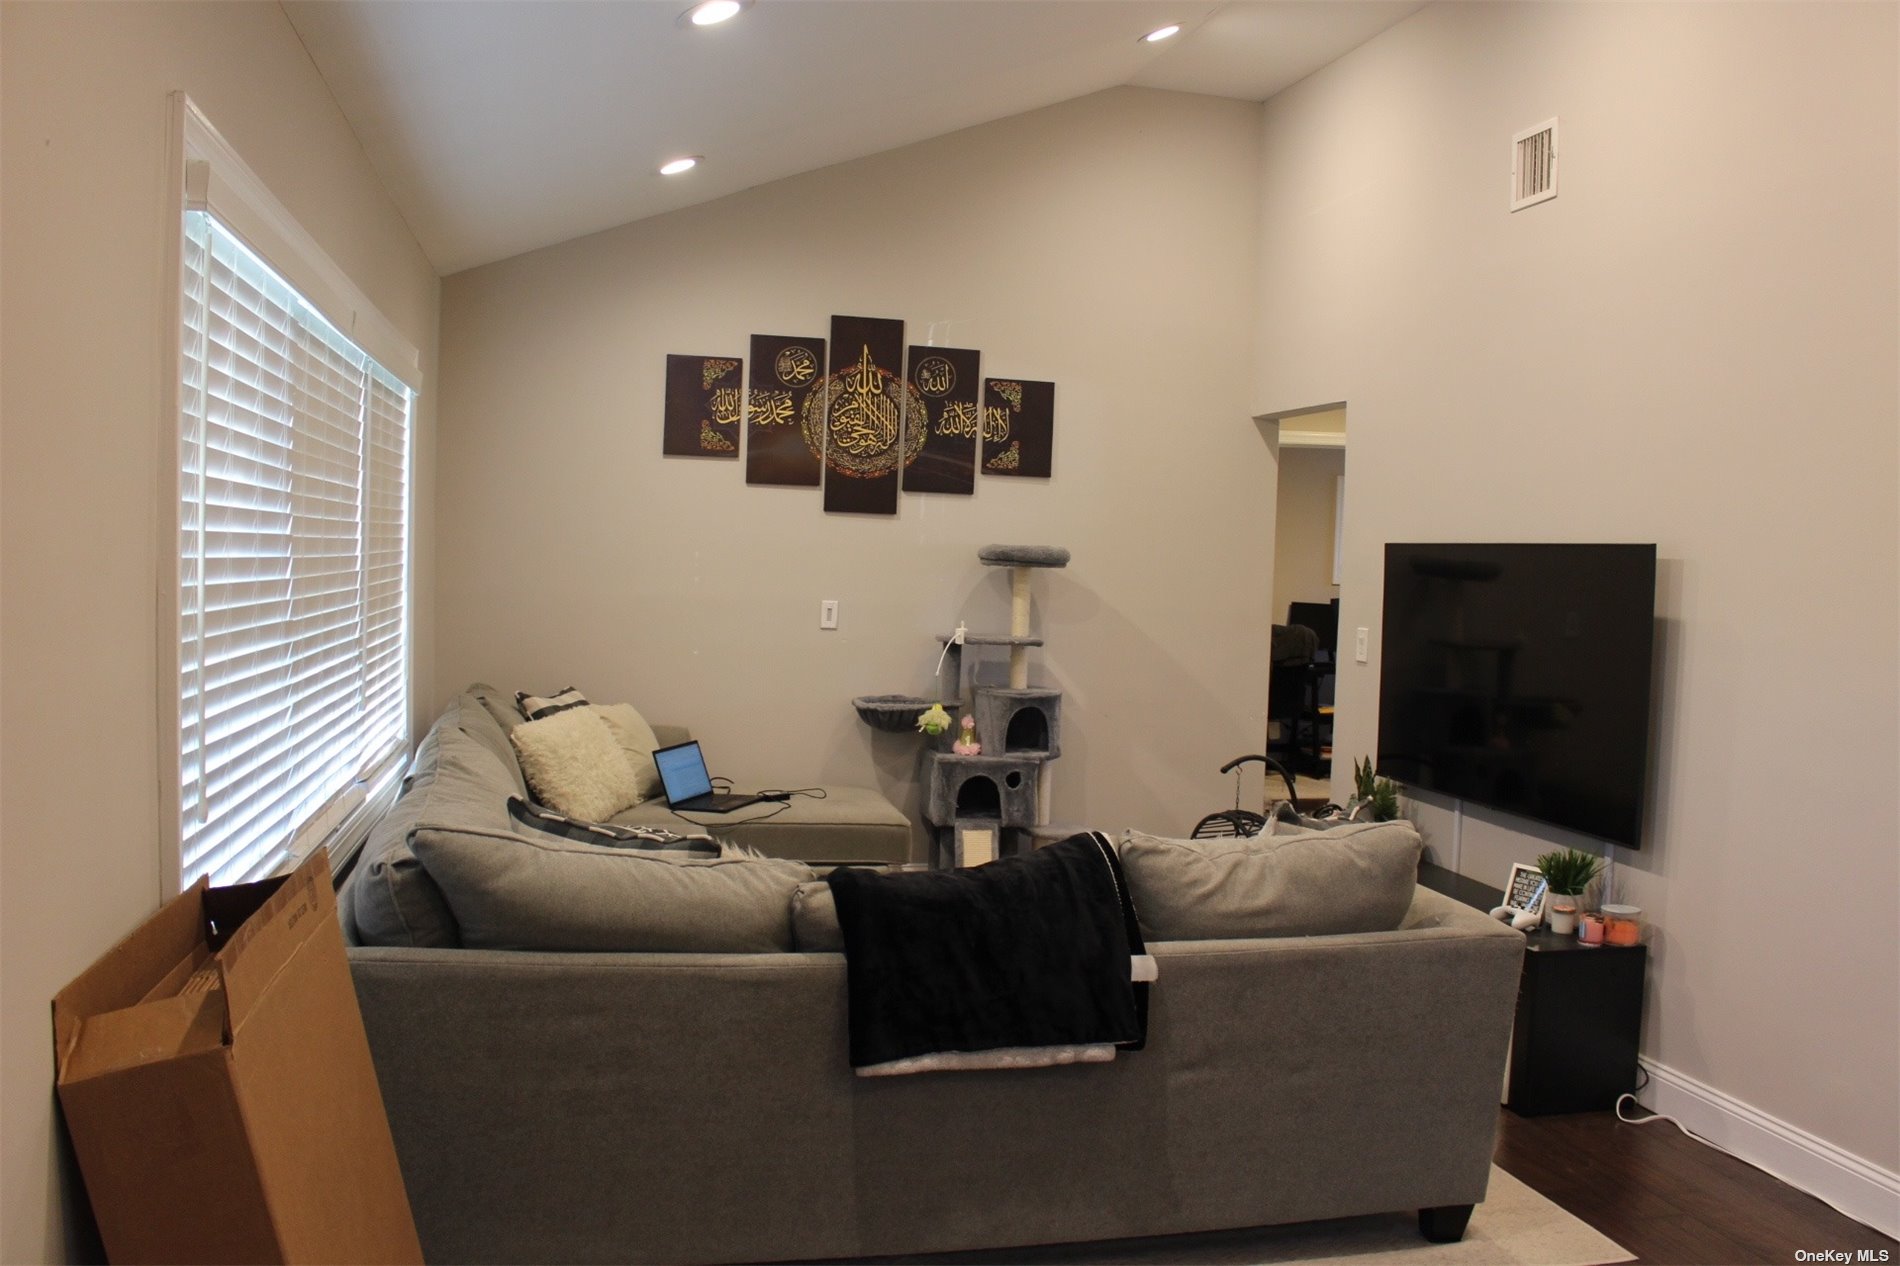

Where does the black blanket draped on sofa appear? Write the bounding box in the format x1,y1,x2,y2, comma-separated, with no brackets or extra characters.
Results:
824,831,1148,1072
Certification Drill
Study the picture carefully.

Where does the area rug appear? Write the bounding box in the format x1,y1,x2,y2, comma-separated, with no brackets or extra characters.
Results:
876,1168,1632,1266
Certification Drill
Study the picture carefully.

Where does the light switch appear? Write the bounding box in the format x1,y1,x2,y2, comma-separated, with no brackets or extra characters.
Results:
820,600,839,630
1354,627,1370,663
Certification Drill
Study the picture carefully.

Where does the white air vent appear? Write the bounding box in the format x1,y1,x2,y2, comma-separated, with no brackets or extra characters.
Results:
1511,118,1558,211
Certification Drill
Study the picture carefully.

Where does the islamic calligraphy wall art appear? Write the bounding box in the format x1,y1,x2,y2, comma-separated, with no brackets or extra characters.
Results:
661,326,1054,507
900,345,981,495
744,334,826,486
662,354,743,458
817,315,924,516
981,378,1054,478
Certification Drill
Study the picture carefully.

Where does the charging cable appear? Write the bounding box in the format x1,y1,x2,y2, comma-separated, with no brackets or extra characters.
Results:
1615,1068,1877,1230
932,621,968,684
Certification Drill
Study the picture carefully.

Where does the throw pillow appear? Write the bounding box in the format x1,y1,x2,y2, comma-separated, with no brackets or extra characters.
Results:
1118,819,1421,942
516,686,589,721
508,707,642,821
593,702,664,803
410,829,816,952
507,796,718,857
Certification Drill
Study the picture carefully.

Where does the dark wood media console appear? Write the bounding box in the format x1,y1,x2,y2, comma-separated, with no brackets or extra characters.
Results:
1419,860,1647,1115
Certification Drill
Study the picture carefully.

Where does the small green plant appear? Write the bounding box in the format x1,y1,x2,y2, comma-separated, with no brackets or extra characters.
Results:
1352,756,1402,822
1353,756,1378,802
1535,848,1604,896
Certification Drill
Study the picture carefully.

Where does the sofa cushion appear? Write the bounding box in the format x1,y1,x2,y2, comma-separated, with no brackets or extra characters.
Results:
349,707,520,948
594,702,664,803
1118,820,1421,941
611,785,911,865
411,829,815,952
453,685,529,799
791,879,845,951
517,686,589,721
509,707,642,821
402,721,443,794
467,680,526,734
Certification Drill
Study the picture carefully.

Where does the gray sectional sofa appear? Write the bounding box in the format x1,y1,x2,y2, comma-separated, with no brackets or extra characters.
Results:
340,686,1527,1264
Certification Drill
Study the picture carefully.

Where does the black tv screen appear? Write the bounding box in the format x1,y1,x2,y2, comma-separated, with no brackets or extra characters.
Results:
1377,543,1657,848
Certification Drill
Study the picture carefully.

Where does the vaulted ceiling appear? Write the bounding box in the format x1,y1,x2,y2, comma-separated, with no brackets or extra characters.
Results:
283,0,1424,273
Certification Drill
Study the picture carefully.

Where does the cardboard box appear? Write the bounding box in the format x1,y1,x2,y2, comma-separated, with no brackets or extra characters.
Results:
53,851,422,1264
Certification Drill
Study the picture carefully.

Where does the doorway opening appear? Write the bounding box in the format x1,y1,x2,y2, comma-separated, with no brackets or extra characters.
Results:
1266,404,1346,806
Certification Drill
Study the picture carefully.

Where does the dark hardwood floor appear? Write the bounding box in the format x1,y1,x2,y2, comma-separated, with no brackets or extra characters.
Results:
1495,1107,1898,1265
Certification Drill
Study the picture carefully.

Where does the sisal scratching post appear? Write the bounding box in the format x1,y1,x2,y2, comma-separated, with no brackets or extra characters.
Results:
1009,566,1032,689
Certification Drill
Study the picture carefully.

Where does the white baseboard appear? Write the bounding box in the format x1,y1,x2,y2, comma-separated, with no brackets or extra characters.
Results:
1638,1059,1900,1239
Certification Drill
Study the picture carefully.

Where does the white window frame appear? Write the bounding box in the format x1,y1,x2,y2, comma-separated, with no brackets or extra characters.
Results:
158,93,422,897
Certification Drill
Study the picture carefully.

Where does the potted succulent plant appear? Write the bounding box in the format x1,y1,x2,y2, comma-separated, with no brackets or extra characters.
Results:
1534,848,1604,935
1348,757,1402,822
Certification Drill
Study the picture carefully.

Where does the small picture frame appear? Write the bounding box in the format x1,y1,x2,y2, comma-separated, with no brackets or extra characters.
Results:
1503,862,1549,919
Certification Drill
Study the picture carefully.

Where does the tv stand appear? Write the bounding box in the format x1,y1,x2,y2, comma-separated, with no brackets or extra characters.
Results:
1419,861,1647,1115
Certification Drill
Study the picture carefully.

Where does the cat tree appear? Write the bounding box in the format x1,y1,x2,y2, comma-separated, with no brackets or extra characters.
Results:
923,544,1069,867
850,544,1071,867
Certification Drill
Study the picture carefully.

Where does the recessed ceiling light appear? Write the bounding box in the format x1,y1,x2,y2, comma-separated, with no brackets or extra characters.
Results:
659,156,700,176
1142,24,1181,43
684,0,744,26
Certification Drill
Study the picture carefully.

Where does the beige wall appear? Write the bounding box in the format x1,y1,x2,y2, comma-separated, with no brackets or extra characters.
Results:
1254,1,1898,1173
436,88,1268,851
0,4,439,1259
1271,445,1343,622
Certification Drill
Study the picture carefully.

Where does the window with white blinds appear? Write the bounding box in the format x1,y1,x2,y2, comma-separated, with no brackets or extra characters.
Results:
176,209,412,889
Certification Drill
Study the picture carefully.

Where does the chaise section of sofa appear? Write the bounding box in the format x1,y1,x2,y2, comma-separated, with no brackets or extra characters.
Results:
345,886,1524,1265
345,685,913,950
489,684,911,865
607,785,912,864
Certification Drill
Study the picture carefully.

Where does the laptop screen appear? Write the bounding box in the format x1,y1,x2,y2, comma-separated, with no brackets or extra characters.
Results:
653,741,714,804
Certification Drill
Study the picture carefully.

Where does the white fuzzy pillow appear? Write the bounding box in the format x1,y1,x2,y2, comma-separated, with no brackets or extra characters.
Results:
593,702,664,804
508,707,642,822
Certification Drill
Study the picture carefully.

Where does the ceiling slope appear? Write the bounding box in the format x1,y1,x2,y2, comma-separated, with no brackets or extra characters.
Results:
283,0,1423,273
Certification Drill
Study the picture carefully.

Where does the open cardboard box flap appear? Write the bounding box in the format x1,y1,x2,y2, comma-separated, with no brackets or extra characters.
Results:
53,851,422,1265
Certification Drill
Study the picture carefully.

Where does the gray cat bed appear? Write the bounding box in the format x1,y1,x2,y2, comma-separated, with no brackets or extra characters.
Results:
851,694,934,732
978,544,1071,569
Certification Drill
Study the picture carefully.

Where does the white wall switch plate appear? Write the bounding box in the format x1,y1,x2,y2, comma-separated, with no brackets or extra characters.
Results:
1354,627,1370,663
820,599,839,630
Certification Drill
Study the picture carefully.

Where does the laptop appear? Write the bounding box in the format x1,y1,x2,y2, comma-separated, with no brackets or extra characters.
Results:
652,740,764,813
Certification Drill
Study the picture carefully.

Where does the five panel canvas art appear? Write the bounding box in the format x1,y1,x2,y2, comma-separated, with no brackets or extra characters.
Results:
663,315,1054,515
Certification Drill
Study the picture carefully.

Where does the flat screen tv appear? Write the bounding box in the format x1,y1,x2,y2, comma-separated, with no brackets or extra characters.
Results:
1377,543,1657,848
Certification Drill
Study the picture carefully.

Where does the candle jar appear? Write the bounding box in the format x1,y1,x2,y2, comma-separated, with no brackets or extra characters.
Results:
1577,912,1607,945
1601,904,1644,946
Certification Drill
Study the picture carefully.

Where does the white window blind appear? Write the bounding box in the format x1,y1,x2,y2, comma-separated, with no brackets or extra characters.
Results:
177,210,411,888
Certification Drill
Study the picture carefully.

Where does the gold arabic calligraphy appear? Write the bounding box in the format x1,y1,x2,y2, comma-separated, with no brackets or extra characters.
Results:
829,347,899,456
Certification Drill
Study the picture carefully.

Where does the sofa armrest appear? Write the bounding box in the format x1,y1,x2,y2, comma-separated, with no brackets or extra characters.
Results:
1400,883,1526,935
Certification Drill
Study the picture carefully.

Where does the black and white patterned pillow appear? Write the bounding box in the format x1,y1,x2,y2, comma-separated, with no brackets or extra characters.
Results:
516,686,590,721
507,797,719,858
